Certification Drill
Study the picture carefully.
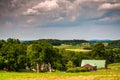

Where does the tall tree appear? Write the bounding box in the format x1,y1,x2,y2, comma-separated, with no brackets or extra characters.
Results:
0,40,5,49
0,38,26,71
27,44,43,72
91,43,105,59
27,40,60,72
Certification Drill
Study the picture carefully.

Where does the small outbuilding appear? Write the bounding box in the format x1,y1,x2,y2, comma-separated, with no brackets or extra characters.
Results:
81,60,107,70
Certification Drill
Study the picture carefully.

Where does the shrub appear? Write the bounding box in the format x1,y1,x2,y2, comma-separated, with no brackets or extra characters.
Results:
66,61,73,69
66,67,90,73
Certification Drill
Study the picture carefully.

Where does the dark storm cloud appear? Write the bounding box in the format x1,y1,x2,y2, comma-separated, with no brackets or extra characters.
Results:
0,0,12,16
0,0,120,40
0,0,120,28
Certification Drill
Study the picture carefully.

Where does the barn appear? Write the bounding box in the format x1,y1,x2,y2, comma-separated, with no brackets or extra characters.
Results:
81,60,107,70
81,64,97,71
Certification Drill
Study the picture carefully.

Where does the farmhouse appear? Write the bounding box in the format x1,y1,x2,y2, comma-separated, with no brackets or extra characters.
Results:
81,60,107,70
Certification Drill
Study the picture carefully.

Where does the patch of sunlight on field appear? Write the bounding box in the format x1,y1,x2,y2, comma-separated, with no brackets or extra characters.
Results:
54,44,83,49
5,75,120,80
66,49,91,52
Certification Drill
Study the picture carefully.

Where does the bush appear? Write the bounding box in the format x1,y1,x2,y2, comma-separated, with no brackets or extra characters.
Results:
18,69,30,72
66,67,90,73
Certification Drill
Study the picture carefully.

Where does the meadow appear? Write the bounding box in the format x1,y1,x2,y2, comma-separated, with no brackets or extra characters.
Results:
1,69,120,80
54,44,91,52
1,63,120,80
66,49,91,52
54,44,82,49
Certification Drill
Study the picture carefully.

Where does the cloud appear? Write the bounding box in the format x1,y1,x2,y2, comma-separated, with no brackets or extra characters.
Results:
33,0,59,10
97,2,120,23
0,0,120,28
23,0,59,15
22,0,81,25
11,0,17,7
0,0,120,40
99,3,120,10
27,19,34,23
23,8,38,15
99,15,120,22
53,17,64,22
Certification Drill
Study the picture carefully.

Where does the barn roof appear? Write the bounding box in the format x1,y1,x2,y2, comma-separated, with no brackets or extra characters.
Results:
81,60,106,69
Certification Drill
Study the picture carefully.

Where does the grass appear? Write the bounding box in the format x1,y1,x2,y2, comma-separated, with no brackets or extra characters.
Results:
1,63,120,80
1,69,120,80
54,44,83,49
66,49,91,52
108,63,120,69
54,44,91,52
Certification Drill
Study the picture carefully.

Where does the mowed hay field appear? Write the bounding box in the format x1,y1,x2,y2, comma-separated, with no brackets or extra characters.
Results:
54,44,91,52
1,69,120,80
66,49,91,52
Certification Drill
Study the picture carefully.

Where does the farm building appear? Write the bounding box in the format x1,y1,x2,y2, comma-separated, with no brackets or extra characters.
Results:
81,60,107,70
81,64,97,71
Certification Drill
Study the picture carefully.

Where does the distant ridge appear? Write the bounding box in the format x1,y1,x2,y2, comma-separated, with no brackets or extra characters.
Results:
88,39,111,43
20,39,111,42
20,40,32,42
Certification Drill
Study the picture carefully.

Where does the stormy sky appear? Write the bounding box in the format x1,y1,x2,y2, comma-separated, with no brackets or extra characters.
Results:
0,0,120,40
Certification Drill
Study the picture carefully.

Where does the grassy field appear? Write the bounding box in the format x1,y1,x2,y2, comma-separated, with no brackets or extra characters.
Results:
108,63,120,69
54,44,83,49
66,49,91,52
1,63,119,80
54,44,91,52
0,69,120,80
1,63,120,80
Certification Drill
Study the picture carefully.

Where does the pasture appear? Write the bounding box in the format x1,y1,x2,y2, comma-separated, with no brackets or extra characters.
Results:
54,44,91,52
108,63,120,69
66,49,91,52
54,44,83,49
0,69,120,80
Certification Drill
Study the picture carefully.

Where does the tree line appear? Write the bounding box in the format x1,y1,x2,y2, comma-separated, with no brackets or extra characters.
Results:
23,39,88,46
0,38,120,72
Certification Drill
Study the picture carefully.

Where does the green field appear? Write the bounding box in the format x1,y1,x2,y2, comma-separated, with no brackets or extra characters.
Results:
54,44,91,52
66,49,91,52
108,63,120,69
0,70,120,80
1,63,120,80
54,44,83,49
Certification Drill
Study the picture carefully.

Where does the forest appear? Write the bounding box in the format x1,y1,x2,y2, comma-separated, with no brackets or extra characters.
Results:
0,38,120,72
